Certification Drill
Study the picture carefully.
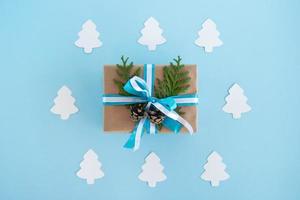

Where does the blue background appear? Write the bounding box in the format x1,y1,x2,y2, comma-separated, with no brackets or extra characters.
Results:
1,0,300,199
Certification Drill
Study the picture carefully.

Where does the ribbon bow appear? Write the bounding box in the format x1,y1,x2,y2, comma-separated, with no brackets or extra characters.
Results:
103,64,198,151
124,76,177,111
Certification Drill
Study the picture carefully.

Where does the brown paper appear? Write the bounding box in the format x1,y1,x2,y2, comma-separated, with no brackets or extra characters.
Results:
103,64,198,133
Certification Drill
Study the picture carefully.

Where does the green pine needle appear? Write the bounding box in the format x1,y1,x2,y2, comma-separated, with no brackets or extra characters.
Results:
113,56,141,96
155,56,191,98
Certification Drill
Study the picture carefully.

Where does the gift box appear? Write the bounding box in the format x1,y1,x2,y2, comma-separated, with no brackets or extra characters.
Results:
103,62,197,133
102,56,198,150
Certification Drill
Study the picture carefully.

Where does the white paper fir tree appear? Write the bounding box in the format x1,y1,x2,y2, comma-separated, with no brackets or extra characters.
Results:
50,86,78,120
195,19,223,53
76,149,104,184
138,152,167,187
138,17,166,51
201,151,230,187
222,83,251,119
75,19,102,53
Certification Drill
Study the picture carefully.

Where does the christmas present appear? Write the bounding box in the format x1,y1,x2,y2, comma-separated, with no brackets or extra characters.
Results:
102,56,198,150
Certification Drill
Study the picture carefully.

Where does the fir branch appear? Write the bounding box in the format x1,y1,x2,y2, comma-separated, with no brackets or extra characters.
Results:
113,56,141,96
154,56,192,130
155,56,191,98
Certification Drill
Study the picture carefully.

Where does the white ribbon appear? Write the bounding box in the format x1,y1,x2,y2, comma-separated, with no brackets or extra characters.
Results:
102,96,145,103
133,118,146,151
146,64,153,96
174,97,199,104
103,96,199,104
152,102,194,134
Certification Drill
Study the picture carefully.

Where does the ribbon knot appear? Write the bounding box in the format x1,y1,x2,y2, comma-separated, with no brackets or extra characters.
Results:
148,97,157,103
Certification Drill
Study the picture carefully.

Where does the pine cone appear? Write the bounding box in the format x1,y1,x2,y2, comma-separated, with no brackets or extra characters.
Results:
130,104,166,125
146,105,165,125
130,103,146,121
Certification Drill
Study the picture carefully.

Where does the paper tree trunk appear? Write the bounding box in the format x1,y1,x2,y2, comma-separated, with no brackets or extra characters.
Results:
103,64,197,133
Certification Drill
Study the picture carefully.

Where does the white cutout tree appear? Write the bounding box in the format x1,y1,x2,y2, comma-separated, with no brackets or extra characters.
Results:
76,149,104,184
222,83,251,119
195,18,223,53
201,151,230,187
138,152,167,187
50,86,78,120
75,19,102,53
138,17,166,51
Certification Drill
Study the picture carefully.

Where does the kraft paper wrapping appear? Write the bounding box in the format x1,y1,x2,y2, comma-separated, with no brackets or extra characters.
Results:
103,64,198,133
